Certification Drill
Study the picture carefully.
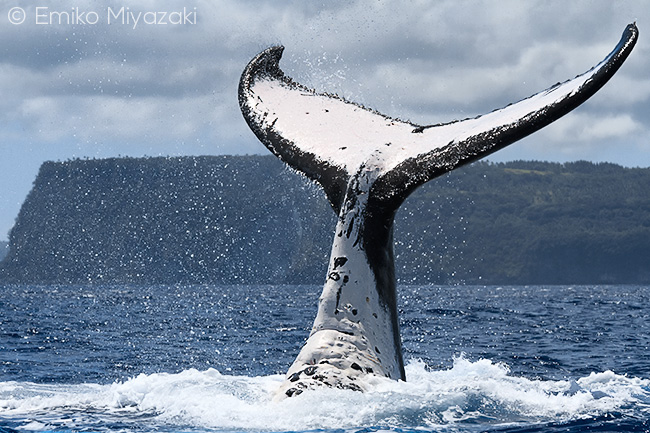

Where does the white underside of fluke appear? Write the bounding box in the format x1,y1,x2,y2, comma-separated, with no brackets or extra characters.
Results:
250,50,611,178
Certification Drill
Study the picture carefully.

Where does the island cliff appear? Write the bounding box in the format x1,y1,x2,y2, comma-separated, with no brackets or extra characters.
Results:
1,156,649,285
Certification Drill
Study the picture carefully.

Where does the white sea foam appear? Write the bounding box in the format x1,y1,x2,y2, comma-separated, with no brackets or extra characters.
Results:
1,357,648,432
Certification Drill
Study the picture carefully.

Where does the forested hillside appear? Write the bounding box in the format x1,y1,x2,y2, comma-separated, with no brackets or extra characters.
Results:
1,156,649,285
395,160,650,284
0,242,7,262
0,156,334,284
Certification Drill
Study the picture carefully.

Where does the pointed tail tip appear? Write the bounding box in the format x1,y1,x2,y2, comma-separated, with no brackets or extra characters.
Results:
267,45,285,55
625,22,639,41
619,23,639,58
259,45,285,62
239,45,286,96
250,45,285,78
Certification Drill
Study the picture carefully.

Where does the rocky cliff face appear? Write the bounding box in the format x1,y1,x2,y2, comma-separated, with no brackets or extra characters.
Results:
1,156,649,285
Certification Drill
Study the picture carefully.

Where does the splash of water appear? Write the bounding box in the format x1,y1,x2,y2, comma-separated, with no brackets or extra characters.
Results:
1,357,648,432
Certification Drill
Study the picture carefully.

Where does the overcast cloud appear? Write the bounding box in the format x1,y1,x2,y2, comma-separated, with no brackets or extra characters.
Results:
0,0,648,239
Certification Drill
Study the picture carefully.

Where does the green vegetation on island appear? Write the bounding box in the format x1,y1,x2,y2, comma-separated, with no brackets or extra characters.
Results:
1,156,649,285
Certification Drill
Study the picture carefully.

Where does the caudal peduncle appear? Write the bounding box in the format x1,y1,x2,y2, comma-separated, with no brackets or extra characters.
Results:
275,169,405,398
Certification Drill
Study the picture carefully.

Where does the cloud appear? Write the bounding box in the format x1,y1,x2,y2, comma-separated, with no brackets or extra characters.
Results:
543,112,643,142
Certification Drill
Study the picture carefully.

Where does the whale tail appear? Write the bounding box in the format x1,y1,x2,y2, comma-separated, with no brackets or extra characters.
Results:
239,24,637,214
238,24,637,397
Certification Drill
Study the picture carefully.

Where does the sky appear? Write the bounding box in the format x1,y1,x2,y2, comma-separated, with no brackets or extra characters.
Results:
0,0,648,240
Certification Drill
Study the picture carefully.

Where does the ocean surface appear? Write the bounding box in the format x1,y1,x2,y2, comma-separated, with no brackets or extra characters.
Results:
0,283,649,433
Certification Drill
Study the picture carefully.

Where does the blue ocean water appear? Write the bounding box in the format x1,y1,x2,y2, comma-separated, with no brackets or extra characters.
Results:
0,284,649,432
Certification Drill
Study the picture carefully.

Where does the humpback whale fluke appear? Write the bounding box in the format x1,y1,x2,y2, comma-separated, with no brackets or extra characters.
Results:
238,24,638,398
